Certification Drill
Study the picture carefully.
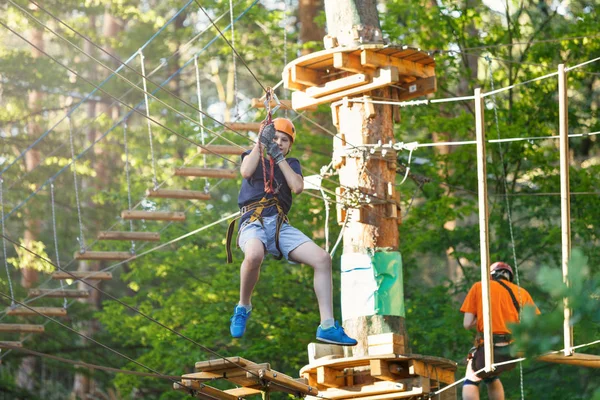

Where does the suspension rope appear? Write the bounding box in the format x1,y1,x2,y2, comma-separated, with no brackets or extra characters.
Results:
50,180,68,309
486,57,525,400
139,50,159,189
0,0,195,177
229,0,239,117
122,122,135,254
0,178,16,306
68,117,86,253
282,0,289,118
194,55,210,193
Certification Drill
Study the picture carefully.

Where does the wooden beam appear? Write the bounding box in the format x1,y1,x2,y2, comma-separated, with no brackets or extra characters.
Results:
98,231,160,241
258,369,314,396
224,387,262,397
74,251,133,261
6,307,67,317
282,67,308,91
319,381,407,400
395,76,436,102
0,324,44,333
306,74,370,98
291,65,324,86
333,52,375,74
52,271,112,281
408,360,455,385
146,189,211,201
360,50,434,78
538,353,600,368
317,366,345,388
224,122,262,132
28,289,90,298
369,359,407,381
174,380,239,400
308,342,344,364
195,356,257,371
198,145,251,155
291,66,399,111
121,210,186,221
0,341,23,348
175,167,237,179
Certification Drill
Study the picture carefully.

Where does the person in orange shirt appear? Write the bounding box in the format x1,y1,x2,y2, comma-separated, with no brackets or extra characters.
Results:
460,262,540,400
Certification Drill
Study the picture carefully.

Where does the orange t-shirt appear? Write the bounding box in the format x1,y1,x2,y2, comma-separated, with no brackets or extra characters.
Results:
460,280,539,334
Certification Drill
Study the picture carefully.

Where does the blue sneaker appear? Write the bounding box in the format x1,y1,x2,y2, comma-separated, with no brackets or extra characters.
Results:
230,306,251,338
316,321,357,346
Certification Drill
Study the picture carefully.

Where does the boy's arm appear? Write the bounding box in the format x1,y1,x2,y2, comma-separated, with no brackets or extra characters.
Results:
277,160,304,194
240,142,262,179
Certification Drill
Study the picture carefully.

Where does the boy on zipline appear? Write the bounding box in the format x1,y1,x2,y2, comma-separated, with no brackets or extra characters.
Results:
228,117,357,346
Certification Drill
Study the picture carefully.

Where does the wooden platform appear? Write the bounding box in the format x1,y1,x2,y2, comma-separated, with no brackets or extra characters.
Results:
198,145,251,156
98,231,160,241
121,210,186,221
283,44,436,110
173,357,315,399
538,352,600,368
74,251,134,261
0,324,44,333
174,167,238,179
6,307,67,317
300,353,456,400
52,271,112,281
146,189,211,201
28,289,90,299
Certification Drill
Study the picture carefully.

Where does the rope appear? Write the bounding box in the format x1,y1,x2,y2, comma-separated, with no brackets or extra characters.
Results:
282,0,289,118
68,117,86,253
123,122,135,254
229,0,239,117
194,55,210,193
0,0,195,177
50,181,68,309
486,57,525,400
0,178,15,306
139,50,159,189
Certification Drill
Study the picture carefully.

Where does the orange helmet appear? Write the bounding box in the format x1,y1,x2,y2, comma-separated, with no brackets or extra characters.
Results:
273,118,296,143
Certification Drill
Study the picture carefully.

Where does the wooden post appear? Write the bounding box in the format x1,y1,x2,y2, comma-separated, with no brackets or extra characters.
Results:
474,88,493,372
324,0,406,361
558,64,573,357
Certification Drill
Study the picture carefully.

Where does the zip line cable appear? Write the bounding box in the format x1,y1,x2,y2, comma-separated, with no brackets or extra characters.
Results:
0,0,195,177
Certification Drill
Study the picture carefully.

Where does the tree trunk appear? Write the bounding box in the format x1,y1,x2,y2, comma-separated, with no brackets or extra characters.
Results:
324,0,383,47
298,0,325,55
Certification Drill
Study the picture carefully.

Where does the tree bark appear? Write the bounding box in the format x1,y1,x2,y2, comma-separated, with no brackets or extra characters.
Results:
298,0,325,55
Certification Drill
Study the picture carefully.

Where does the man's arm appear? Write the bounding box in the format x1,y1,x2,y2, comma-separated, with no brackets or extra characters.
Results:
277,159,304,194
240,143,261,179
463,312,477,330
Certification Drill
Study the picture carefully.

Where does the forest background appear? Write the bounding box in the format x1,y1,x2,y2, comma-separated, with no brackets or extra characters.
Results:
0,0,598,399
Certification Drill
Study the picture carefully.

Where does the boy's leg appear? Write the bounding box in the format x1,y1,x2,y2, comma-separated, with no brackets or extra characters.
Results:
486,378,504,400
288,241,334,322
240,238,266,306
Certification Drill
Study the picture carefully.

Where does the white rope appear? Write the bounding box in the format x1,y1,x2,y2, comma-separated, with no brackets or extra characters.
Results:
138,50,158,189
565,55,600,72
282,0,289,118
194,55,210,193
330,209,350,259
68,117,86,252
0,178,16,306
229,0,239,117
487,59,525,400
50,181,68,309
482,70,559,98
122,122,135,254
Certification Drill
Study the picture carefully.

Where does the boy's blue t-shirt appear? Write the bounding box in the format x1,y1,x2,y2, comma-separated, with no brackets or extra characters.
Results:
237,150,302,227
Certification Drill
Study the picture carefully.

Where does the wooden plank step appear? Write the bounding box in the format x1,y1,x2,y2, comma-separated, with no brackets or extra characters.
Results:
224,122,262,132
0,324,44,333
74,251,133,261
28,289,91,299
146,189,211,201
121,210,186,221
6,307,67,317
173,380,239,400
52,271,112,281
319,380,408,400
174,167,237,179
98,231,160,241
258,369,314,396
0,341,23,348
198,145,251,156
538,353,600,368
223,387,262,397
195,356,258,372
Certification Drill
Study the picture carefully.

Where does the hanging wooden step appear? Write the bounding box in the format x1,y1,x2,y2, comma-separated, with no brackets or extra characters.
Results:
538,353,600,368
0,324,44,333
74,251,134,261
6,307,67,317
51,271,112,281
146,189,211,201
198,145,251,156
173,381,239,400
0,341,23,348
224,122,262,132
174,167,238,179
121,210,186,221
98,231,160,241
28,289,91,299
